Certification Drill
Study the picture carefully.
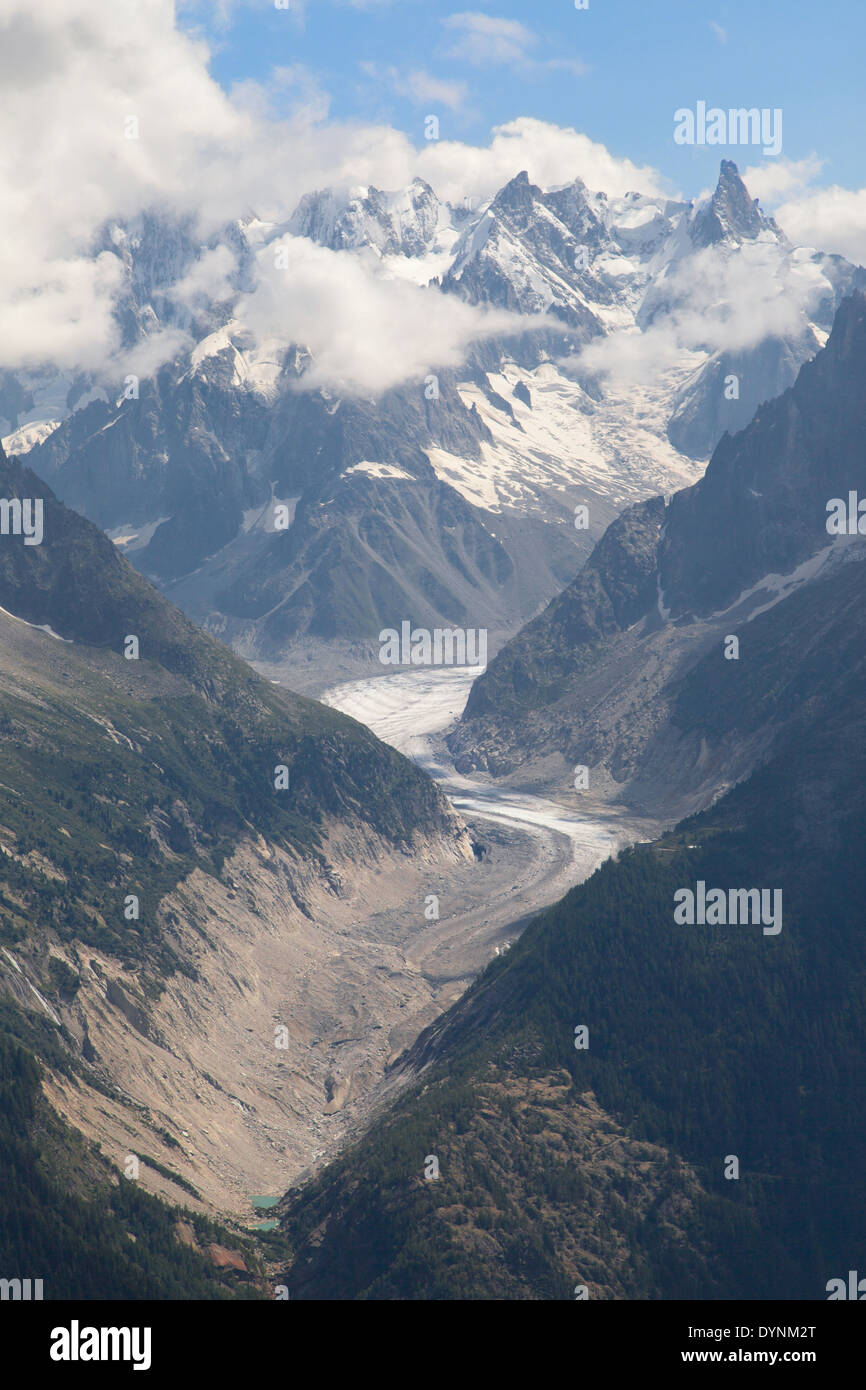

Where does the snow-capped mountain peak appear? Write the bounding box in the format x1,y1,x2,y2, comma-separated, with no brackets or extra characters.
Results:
689,159,782,249
287,176,446,259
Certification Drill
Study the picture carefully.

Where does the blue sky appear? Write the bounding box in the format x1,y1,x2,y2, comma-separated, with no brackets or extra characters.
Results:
184,0,866,197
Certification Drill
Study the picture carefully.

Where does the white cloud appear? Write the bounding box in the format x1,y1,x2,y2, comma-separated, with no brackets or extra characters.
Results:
364,63,468,112
232,63,332,124
741,156,825,208
118,327,195,382
0,1,657,390
546,57,589,78
399,69,468,112
237,236,533,395
1,253,125,373
415,118,666,204
7,0,856,413
575,240,827,384
442,11,587,78
169,245,239,308
709,20,727,44
739,156,866,267
443,12,534,67
774,186,866,266
0,0,248,373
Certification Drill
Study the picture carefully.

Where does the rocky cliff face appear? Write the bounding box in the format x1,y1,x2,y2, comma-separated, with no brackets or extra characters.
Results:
660,291,866,618
462,495,665,725
689,158,776,248
451,292,866,819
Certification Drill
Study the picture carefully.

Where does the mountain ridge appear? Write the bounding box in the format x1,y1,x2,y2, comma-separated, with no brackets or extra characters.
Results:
451,290,866,824
9,160,860,680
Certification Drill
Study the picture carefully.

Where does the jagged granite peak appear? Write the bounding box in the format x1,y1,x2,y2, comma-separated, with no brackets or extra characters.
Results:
443,169,614,333
690,159,779,248
448,172,677,319
651,160,865,458
490,168,537,215
544,177,610,241
29,356,271,576
288,177,444,258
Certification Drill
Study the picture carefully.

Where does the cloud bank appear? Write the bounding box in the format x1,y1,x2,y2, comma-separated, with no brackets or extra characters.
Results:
575,240,830,384
2,0,862,400
0,0,664,392
237,237,529,396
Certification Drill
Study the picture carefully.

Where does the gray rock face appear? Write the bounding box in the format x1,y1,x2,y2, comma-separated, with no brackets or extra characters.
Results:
442,170,612,345
666,327,821,460
31,353,272,576
210,472,514,645
0,370,33,433
463,495,665,724
288,178,443,258
660,291,866,619
689,158,775,247
98,211,255,349
664,164,866,460
659,164,865,460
